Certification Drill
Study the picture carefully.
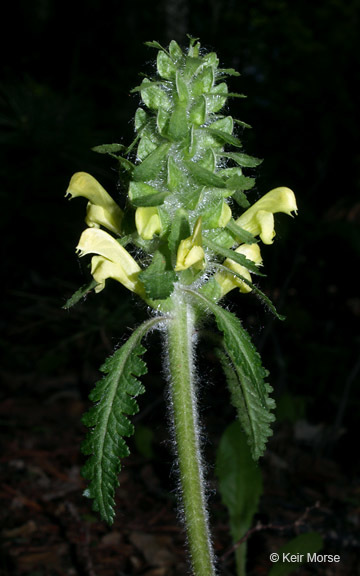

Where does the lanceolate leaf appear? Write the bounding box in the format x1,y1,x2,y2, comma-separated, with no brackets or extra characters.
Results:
204,237,265,275
186,290,275,459
214,263,285,320
62,279,98,309
81,316,166,524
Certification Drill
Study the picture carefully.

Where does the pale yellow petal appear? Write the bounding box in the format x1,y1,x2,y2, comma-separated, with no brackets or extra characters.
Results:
135,207,162,240
66,172,123,234
255,210,275,245
218,202,232,228
235,187,297,242
76,229,143,294
85,203,123,235
91,255,144,295
215,243,262,296
174,217,205,271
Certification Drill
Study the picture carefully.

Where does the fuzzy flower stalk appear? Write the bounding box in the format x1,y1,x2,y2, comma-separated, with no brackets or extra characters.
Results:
65,37,297,576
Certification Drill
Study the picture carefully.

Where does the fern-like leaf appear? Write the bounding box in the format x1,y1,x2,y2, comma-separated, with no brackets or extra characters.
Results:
186,290,275,460
81,316,165,524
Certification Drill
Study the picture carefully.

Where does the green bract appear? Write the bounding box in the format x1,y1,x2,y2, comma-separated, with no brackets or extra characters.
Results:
65,37,297,576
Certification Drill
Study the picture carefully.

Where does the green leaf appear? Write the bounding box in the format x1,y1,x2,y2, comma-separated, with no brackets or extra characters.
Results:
187,162,226,189
234,118,252,129
225,174,256,191
186,290,275,459
206,82,228,113
157,50,176,79
132,143,170,182
62,279,98,309
92,143,126,155
129,181,168,206
210,115,233,134
138,80,172,111
168,208,191,262
217,68,241,77
268,533,323,576
168,100,188,141
206,128,242,148
221,152,263,168
139,251,177,300
81,316,165,524
204,237,265,275
144,40,164,51
226,219,257,244
191,66,214,96
216,420,263,575
214,263,285,320
169,40,183,63
233,190,251,208
167,155,187,191
189,96,206,125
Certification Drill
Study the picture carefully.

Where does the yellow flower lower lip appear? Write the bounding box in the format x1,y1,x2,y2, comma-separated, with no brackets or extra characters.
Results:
235,187,297,244
76,228,144,295
135,207,162,240
175,217,205,272
215,243,263,296
66,172,123,234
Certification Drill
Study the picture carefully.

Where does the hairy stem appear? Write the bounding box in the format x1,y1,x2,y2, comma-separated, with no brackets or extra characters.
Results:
166,290,216,576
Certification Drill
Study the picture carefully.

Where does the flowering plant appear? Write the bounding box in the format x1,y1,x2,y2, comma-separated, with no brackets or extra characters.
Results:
65,37,297,576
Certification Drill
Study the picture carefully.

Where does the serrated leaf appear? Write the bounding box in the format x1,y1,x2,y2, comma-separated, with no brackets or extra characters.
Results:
92,143,126,155
189,96,206,125
204,237,265,275
225,174,256,191
215,263,285,320
226,219,257,244
62,279,98,309
129,181,168,206
168,100,188,141
157,50,176,79
132,142,170,182
191,66,214,96
187,161,226,189
221,152,263,168
168,208,191,261
169,40,183,63
233,190,251,208
217,68,241,77
81,316,165,524
187,290,275,459
206,82,228,113
206,128,242,148
139,251,177,299
144,40,164,51
234,118,252,129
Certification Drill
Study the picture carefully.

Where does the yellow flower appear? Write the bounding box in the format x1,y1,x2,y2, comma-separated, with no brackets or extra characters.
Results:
66,172,123,235
76,228,144,295
135,207,162,240
236,187,297,244
215,244,263,296
175,217,205,272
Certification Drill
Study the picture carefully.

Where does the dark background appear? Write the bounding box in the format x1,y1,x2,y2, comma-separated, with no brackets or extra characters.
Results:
1,1,359,574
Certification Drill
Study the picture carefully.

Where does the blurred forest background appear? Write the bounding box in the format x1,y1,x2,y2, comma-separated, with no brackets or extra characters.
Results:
1,1,360,575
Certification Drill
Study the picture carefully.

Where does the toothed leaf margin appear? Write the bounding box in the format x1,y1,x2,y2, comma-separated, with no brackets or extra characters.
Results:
81,316,165,524
186,290,275,459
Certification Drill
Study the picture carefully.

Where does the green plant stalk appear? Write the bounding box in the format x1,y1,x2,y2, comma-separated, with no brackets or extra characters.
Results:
167,291,215,576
